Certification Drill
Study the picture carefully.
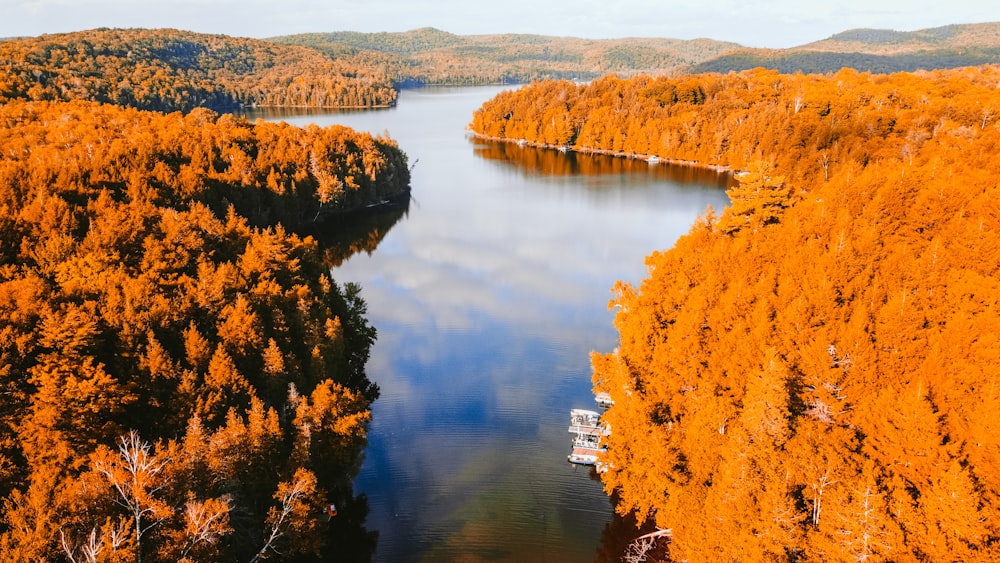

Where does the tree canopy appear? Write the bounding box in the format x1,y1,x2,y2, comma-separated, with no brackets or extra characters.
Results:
0,98,404,561
0,28,398,112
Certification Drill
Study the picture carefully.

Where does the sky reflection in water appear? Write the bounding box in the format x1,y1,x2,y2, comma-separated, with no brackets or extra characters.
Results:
263,86,731,562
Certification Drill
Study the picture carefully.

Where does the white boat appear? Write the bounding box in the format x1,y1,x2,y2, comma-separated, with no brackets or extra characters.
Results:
572,431,602,449
595,391,613,408
569,408,600,426
568,445,606,465
568,408,602,435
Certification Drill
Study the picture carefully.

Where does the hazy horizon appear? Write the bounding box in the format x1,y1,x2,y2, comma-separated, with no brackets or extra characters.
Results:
5,0,998,49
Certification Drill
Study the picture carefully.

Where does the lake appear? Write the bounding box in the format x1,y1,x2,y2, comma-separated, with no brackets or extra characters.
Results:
251,86,731,562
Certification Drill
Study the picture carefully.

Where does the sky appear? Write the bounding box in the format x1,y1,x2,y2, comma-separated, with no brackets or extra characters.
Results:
3,0,998,48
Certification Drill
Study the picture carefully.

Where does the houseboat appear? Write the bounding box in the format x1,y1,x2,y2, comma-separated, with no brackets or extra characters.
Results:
595,391,613,408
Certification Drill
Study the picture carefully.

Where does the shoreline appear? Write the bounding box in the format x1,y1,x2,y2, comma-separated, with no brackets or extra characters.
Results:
466,131,734,175
245,102,396,110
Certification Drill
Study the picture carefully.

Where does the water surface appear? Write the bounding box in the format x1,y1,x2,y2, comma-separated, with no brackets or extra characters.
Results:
254,86,731,562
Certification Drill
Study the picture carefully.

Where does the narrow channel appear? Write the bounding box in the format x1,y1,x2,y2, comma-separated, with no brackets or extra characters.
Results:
254,85,731,562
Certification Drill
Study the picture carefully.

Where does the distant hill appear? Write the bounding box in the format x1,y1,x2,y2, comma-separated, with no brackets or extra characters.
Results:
7,23,998,107
300,27,469,55
689,22,1000,74
270,27,741,85
802,22,1000,53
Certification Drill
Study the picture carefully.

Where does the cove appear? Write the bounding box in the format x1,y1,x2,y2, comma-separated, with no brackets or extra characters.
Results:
252,86,731,562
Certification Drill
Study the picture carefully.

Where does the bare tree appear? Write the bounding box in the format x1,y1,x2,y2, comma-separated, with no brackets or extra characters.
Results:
93,430,171,563
61,527,103,563
248,468,317,563
60,519,130,563
179,495,232,561
623,528,672,563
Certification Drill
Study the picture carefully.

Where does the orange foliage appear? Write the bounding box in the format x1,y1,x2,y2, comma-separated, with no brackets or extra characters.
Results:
0,100,389,560
0,28,398,112
0,100,409,223
475,67,1000,560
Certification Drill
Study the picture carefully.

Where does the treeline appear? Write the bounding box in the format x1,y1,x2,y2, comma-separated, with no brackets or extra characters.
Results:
272,28,740,86
0,28,398,112
809,22,1000,53
0,100,410,223
0,99,412,561
691,22,1000,75
689,47,1000,75
271,23,1000,86
471,66,1000,560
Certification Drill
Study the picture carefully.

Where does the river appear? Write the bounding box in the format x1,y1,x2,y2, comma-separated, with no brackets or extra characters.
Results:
251,86,731,562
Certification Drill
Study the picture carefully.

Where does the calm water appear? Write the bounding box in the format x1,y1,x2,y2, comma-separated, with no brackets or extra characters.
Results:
253,86,731,562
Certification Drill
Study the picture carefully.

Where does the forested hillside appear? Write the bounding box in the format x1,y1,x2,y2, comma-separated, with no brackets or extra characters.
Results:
10,23,997,100
0,100,409,560
470,67,1000,560
272,27,740,85
0,28,398,112
690,47,1000,75
690,22,1000,74
803,22,1000,54
274,23,1000,85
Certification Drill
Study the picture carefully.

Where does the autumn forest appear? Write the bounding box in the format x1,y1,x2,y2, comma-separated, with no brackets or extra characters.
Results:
0,28,413,562
470,67,1000,559
0,28,399,112
2,21,1000,563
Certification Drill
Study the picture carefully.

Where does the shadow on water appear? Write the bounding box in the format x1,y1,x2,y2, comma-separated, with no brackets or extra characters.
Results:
472,138,735,190
309,202,412,563
280,198,409,562
242,106,386,121
568,449,673,562
593,502,672,563
303,195,412,268
319,493,380,563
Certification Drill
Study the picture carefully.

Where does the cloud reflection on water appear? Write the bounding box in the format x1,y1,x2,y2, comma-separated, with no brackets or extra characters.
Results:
335,144,730,560
286,87,731,562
